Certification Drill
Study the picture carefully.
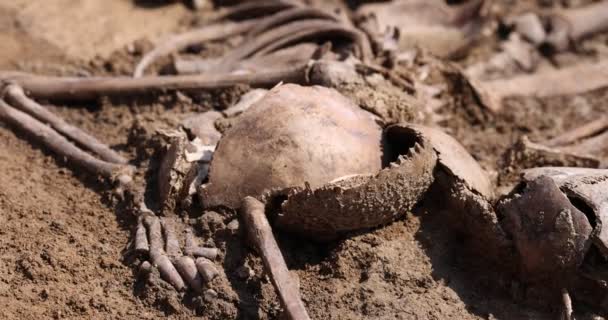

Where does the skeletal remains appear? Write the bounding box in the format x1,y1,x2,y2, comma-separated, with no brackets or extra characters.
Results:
2,0,608,319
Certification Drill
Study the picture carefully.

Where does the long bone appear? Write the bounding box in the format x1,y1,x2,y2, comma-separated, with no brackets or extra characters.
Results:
2,84,127,164
470,60,608,112
0,97,131,181
1,63,309,101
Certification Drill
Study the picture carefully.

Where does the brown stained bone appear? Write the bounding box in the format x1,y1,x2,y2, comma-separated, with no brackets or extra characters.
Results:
277,134,437,239
356,0,485,58
544,1,608,52
174,42,319,75
134,218,149,254
161,218,181,258
212,19,371,72
545,115,608,147
523,166,608,257
245,6,338,39
210,0,302,22
470,60,608,112
144,216,186,291
3,84,127,164
200,84,384,209
0,99,132,180
502,136,600,174
240,197,311,320
1,63,309,101
175,256,204,292
133,21,256,78
498,176,593,282
195,257,219,282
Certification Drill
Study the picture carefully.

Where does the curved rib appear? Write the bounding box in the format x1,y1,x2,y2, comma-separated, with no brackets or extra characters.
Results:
132,21,254,78
246,6,339,39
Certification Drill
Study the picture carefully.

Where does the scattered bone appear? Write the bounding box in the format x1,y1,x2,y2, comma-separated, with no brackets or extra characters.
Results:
502,136,600,172
175,256,204,292
546,116,608,147
158,132,201,212
203,288,218,302
236,265,254,279
1,63,310,101
191,247,219,260
144,216,186,291
134,219,149,254
195,257,220,282
174,43,318,75
161,218,181,258
505,12,546,45
133,21,255,78
562,288,574,320
181,111,222,145
544,1,608,52
0,99,131,180
356,0,485,58
470,60,608,112
3,84,127,164
241,197,311,320
139,261,153,275
184,140,215,163
498,176,593,281
223,89,268,117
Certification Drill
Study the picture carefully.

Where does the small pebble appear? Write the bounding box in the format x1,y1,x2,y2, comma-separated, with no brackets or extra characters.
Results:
236,265,254,280
203,288,218,301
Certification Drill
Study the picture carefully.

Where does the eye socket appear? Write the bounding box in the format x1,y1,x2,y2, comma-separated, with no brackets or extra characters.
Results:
382,126,423,168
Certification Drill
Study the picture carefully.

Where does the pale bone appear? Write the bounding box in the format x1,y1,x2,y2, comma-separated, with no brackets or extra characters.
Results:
470,60,608,112
545,1,608,52
504,136,601,170
523,166,608,257
356,0,485,58
161,218,181,258
3,84,127,164
134,218,149,254
545,115,608,147
561,288,573,320
222,89,268,117
133,21,256,78
0,99,132,180
144,216,186,291
241,197,311,320
184,229,218,260
175,256,204,292
505,12,546,45
195,257,220,283
181,111,222,145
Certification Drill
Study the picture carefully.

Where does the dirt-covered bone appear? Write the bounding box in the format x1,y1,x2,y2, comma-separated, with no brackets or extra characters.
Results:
356,0,485,58
200,84,385,209
469,60,608,112
543,1,608,52
498,176,593,282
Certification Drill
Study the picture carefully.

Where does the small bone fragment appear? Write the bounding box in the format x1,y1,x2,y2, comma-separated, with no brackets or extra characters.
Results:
503,136,600,170
470,60,608,112
3,84,127,164
181,111,222,145
241,197,310,320
195,257,219,282
245,6,338,39
191,247,219,260
1,63,310,101
223,89,268,117
0,99,129,179
175,256,204,292
561,288,573,320
544,1,608,52
161,218,181,258
545,116,608,147
184,140,214,163
134,219,149,254
506,12,546,45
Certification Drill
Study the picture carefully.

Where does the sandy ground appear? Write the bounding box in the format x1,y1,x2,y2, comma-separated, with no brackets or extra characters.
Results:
0,1,607,319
